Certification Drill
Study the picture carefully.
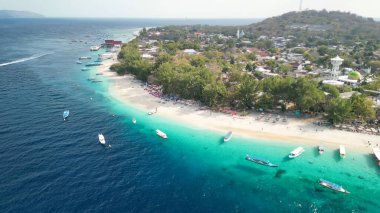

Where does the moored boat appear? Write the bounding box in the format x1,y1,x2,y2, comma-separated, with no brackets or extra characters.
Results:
318,145,325,154
132,118,136,124
224,131,232,142
339,145,346,158
372,147,380,165
79,56,91,60
63,110,69,121
156,129,168,139
98,133,106,145
76,61,82,64
85,62,102,67
90,45,101,51
81,67,89,71
317,179,350,194
289,147,305,158
245,154,278,167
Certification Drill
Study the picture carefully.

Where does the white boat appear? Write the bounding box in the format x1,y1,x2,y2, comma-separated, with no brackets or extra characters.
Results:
318,145,325,154
90,45,101,51
132,118,136,124
63,110,69,121
339,145,346,159
372,147,380,166
79,56,91,60
76,61,82,64
317,179,350,194
224,131,232,142
98,133,106,145
156,129,168,139
81,68,89,71
289,147,305,158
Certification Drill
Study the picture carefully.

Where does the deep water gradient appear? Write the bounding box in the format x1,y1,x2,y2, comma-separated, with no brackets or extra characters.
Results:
0,19,379,213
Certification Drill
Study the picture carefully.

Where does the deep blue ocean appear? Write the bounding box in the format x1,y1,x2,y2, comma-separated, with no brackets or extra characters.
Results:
0,18,379,213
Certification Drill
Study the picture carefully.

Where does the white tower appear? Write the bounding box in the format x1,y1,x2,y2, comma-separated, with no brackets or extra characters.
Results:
236,29,240,39
331,55,344,80
299,0,303,12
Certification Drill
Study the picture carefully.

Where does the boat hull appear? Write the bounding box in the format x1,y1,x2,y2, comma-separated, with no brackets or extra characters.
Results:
317,179,350,194
224,131,232,142
245,155,278,167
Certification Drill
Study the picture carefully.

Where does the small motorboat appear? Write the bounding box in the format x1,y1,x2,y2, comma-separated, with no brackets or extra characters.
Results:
339,145,346,159
98,133,106,145
245,154,278,167
79,56,91,60
81,68,90,71
289,147,305,158
373,147,380,166
76,61,82,64
224,131,232,142
85,62,102,67
317,179,350,194
318,145,325,154
156,129,168,139
132,118,136,124
63,110,69,121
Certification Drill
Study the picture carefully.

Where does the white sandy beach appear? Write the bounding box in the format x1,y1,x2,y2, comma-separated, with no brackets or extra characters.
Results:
97,54,379,153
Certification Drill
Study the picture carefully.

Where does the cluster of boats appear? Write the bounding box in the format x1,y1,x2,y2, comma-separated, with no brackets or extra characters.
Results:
62,105,375,196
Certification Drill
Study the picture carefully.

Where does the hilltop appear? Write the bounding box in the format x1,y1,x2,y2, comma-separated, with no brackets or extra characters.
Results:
244,10,380,43
0,10,44,18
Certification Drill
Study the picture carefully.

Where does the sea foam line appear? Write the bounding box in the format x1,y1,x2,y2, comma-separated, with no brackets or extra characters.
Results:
0,52,53,67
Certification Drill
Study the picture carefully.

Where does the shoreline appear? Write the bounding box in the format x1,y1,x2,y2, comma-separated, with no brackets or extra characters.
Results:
96,52,379,154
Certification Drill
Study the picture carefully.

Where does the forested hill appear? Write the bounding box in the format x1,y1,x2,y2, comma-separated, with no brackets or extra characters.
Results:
244,10,380,43
0,10,44,18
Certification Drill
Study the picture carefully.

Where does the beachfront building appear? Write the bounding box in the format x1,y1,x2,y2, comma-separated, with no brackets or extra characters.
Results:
104,40,122,48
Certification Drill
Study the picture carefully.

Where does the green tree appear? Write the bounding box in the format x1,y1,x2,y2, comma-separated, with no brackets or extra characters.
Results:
202,81,227,107
265,59,277,72
317,45,329,56
154,53,173,69
322,84,340,98
235,74,260,109
350,95,376,121
326,98,353,124
292,78,325,112
278,64,292,74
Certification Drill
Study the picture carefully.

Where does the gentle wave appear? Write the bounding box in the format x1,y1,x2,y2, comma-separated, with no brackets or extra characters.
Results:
0,52,52,67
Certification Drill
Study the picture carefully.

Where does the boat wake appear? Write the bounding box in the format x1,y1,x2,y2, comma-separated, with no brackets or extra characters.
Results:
0,52,52,67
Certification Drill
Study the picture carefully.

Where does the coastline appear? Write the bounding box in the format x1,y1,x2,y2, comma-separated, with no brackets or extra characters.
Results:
97,53,379,154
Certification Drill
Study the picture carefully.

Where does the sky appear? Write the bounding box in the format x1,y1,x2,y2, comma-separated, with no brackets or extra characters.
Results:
0,0,379,19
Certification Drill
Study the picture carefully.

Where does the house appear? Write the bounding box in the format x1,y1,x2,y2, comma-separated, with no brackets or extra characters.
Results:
104,40,122,48
183,49,197,55
142,53,154,60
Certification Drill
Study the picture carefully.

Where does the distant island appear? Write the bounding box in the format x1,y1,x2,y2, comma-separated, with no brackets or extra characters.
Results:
0,10,44,18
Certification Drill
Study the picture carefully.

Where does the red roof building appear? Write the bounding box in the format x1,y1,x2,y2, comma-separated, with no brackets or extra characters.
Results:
104,40,123,47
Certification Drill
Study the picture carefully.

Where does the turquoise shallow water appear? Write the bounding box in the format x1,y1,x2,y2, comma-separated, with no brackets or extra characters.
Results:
100,74,380,212
0,18,379,212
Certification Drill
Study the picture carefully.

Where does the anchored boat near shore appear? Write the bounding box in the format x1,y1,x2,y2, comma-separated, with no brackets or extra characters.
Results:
317,179,350,194
156,129,168,139
373,147,380,165
245,154,278,167
289,147,305,158
340,145,346,159
224,131,232,142
318,145,325,154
